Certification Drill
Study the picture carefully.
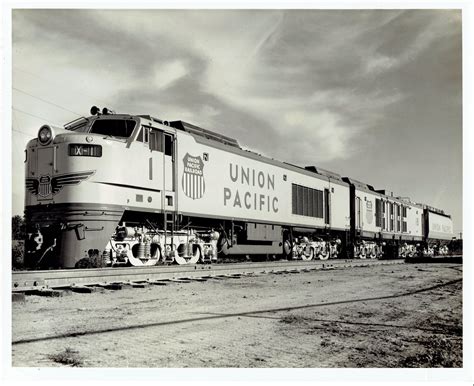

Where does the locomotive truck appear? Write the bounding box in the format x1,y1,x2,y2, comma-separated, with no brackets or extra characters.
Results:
23,107,454,268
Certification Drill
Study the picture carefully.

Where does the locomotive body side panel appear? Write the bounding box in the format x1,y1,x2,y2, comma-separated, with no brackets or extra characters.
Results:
328,180,350,231
353,189,381,236
403,202,423,240
426,211,454,240
175,132,350,231
378,197,423,241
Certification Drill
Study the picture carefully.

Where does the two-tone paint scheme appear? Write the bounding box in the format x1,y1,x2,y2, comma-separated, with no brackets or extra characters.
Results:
24,115,176,267
24,109,455,268
342,177,429,258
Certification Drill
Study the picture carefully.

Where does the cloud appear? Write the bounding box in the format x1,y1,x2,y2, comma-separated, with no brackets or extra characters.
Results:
11,10,413,163
153,60,188,90
364,54,399,75
282,109,356,161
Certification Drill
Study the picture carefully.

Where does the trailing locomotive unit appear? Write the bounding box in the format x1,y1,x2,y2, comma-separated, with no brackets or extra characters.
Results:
24,107,453,268
341,180,453,258
422,205,454,256
343,179,424,258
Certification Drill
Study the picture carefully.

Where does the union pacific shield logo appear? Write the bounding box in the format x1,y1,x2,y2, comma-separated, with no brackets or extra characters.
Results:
182,153,205,200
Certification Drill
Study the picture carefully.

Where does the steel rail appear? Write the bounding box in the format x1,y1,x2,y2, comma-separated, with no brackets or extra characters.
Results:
12,259,407,292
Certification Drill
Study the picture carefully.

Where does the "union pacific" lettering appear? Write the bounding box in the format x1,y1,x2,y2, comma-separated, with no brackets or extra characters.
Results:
224,163,279,213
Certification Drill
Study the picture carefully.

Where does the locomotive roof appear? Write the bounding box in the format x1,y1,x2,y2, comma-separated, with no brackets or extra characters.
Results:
169,120,241,148
341,177,423,207
342,177,376,192
136,116,241,148
304,166,344,183
156,119,347,186
420,204,449,217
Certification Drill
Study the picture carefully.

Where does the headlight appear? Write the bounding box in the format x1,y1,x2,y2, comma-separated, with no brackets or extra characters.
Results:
38,125,53,145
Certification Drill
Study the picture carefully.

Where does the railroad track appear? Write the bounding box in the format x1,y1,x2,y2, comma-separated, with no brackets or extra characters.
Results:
12,259,407,295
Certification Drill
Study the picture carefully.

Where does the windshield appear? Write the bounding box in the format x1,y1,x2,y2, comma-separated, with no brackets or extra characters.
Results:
64,117,89,132
89,119,137,138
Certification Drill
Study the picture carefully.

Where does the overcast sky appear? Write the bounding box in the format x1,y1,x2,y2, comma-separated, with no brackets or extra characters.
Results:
11,9,462,234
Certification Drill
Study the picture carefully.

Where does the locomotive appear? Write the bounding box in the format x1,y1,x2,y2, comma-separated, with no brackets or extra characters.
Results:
23,106,454,268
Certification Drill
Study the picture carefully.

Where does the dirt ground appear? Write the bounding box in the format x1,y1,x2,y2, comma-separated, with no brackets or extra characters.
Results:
11,262,462,368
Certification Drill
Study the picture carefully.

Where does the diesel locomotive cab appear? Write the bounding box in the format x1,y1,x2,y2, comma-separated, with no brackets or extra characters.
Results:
24,109,148,268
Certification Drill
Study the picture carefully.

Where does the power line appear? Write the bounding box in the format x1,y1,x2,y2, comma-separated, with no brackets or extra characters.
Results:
12,128,34,137
13,66,110,109
12,110,34,138
12,107,62,126
13,87,82,116
12,108,18,130
12,109,36,137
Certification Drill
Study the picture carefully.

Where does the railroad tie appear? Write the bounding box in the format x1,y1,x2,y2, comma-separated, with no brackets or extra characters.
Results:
222,274,242,279
130,282,149,288
169,278,192,283
95,283,123,290
147,280,168,286
70,285,104,294
179,277,207,282
29,288,70,297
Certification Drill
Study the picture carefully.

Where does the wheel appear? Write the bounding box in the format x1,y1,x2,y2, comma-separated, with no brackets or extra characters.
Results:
318,249,330,260
174,244,200,265
188,245,201,264
301,247,314,261
151,243,162,264
359,248,367,259
128,243,162,266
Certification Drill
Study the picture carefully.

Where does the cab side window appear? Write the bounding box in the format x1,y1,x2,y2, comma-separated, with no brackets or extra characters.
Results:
149,129,163,152
137,126,149,144
164,133,173,156
149,130,174,157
